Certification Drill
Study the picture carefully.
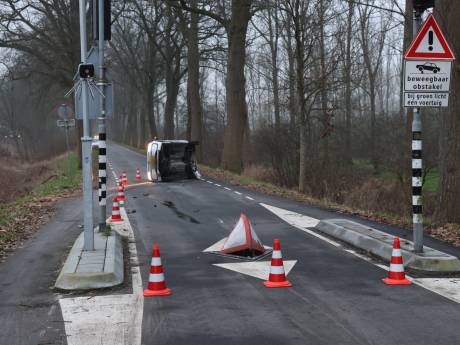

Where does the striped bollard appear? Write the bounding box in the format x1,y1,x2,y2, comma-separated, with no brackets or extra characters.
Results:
412,108,423,253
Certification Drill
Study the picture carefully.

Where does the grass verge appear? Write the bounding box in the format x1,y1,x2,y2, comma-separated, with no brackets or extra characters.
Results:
0,152,81,261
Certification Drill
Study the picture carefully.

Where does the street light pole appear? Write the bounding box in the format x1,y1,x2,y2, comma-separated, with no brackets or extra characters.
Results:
411,7,424,253
97,0,107,232
79,0,94,251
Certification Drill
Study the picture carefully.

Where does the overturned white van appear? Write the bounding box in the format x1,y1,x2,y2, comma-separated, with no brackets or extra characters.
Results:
146,140,201,182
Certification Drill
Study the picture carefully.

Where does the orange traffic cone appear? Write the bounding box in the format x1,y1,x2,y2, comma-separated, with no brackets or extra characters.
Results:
117,184,126,206
110,197,122,222
144,244,172,296
264,239,292,288
122,172,128,185
135,168,142,181
383,237,412,285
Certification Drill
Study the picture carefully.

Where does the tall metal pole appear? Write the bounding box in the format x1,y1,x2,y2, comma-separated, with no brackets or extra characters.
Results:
79,0,94,251
412,8,423,253
97,0,107,232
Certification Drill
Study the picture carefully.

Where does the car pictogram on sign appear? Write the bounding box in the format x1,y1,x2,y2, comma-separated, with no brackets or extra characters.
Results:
416,62,440,73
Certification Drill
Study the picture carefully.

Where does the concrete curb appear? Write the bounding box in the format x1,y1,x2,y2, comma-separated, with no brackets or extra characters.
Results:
315,219,460,273
55,229,124,291
108,208,131,239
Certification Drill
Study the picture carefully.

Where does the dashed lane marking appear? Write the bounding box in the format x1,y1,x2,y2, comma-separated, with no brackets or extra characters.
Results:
234,191,242,195
215,184,221,187
245,196,255,201
224,187,231,191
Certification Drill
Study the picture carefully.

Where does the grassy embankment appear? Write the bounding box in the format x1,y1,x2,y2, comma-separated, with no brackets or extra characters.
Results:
0,152,81,246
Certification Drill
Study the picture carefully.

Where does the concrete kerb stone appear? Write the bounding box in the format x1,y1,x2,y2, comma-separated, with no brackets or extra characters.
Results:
107,207,131,239
54,227,124,291
315,219,460,274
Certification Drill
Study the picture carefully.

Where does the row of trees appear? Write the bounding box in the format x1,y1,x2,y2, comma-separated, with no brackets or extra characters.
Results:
1,0,460,224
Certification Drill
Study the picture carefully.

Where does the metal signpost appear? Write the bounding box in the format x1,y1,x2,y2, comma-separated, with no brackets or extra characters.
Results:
57,104,75,177
405,2,455,253
97,0,108,233
57,118,76,177
79,0,94,251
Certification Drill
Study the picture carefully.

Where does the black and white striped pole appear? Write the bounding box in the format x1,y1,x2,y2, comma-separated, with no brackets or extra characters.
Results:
412,107,423,253
411,3,425,253
97,0,107,232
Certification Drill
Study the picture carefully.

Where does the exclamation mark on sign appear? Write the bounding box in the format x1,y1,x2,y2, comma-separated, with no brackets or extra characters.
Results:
428,30,434,51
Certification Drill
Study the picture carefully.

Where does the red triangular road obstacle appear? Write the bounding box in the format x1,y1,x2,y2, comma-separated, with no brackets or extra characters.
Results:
405,14,455,60
221,213,265,255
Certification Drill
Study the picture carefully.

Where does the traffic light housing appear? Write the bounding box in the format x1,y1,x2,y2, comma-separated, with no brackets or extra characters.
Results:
413,0,435,11
92,0,111,41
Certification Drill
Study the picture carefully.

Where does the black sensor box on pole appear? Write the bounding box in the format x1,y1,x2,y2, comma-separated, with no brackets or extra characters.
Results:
413,0,434,12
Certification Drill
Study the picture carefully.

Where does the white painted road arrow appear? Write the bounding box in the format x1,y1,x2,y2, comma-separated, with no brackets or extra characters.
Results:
213,260,297,280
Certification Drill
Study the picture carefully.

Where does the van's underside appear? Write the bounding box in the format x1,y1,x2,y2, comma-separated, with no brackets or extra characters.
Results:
147,140,200,181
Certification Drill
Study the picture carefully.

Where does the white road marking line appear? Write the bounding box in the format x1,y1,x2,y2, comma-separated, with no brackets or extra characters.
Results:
215,184,221,187
213,260,297,280
260,203,321,230
59,210,143,345
207,181,213,184
203,238,227,252
261,202,460,304
234,191,242,195
224,187,231,191
411,278,460,304
245,196,255,201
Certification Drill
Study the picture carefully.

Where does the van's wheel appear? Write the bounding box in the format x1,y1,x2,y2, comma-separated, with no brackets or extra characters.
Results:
186,160,198,179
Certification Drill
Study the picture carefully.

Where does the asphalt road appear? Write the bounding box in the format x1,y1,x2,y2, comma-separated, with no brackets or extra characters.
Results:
107,143,460,345
0,197,82,345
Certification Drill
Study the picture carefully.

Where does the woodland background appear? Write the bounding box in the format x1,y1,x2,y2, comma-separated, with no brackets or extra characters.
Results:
1,0,460,229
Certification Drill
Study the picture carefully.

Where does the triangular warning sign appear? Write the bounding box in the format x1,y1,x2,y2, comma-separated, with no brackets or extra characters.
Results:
405,14,455,60
221,213,266,255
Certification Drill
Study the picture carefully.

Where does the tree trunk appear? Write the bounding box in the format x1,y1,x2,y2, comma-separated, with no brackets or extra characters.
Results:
436,1,460,222
268,7,281,131
163,52,180,139
319,0,329,167
369,76,377,170
187,7,203,160
146,83,157,139
344,0,354,166
285,23,297,132
221,0,252,173
293,4,308,193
